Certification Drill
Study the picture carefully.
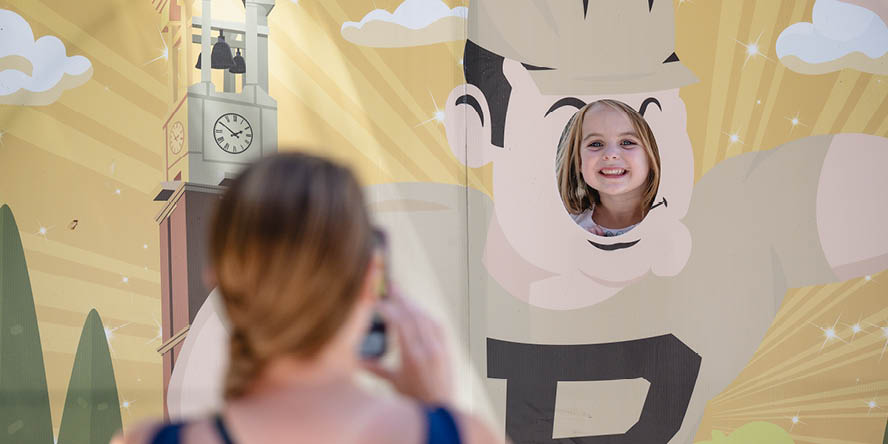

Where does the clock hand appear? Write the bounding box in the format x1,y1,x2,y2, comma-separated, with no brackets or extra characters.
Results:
219,123,237,136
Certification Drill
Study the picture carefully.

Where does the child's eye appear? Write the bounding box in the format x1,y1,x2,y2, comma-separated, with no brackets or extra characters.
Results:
588,141,603,149
620,140,636,147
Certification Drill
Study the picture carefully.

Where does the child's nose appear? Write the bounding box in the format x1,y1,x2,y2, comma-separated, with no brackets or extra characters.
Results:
603,144,621,158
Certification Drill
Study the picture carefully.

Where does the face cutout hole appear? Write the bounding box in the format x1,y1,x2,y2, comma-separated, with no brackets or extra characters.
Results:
555,99,662,237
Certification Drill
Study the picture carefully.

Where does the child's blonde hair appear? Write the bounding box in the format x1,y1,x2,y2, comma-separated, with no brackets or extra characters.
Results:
556,99,662,218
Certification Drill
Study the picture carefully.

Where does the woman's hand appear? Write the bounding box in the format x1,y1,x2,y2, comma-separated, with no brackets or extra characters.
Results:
361,287,454,406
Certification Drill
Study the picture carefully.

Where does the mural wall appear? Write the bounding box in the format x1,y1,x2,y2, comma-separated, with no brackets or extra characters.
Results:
0,0,886,443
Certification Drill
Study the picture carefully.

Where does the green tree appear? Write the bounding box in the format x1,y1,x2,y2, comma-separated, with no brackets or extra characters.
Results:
0,204,54,444
883,417,887,444
57,309,122,444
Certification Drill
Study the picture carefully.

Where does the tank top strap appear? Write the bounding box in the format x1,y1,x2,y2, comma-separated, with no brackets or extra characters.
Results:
213,414,236,444
148,416,235,444
425,405,462,444
149,422,186,444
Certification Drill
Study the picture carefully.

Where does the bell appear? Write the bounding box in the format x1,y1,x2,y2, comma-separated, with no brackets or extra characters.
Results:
195,31,234,69
229,49,246,74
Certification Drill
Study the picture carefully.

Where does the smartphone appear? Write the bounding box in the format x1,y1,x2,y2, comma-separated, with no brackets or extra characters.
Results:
359,228,390,359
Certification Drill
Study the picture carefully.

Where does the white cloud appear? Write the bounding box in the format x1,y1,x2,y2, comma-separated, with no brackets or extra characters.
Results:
0,9,93,105
776,0,888,74
341,0,467,48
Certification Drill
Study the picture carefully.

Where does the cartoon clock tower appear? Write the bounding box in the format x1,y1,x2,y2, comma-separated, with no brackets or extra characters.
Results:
152,0,276,415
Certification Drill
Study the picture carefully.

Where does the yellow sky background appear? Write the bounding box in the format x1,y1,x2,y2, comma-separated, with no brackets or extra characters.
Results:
0,0,885,442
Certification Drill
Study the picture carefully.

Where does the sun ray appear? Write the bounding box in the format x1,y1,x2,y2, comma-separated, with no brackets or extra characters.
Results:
16,0,168,101
747,0,809,154
712,307,888,404
812,70,863,135
698,0,745,175
842,75,888,133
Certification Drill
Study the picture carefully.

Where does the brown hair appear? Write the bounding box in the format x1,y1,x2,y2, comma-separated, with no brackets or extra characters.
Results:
210,152,375,399
556,99,662,218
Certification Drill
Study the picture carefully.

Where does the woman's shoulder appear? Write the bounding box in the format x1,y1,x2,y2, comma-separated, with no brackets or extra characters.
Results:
445,409,503,444
356,396,425,443
361,398,502,444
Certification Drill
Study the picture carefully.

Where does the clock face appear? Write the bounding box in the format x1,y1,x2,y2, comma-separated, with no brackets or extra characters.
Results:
213,113,253,154
169,121,185,155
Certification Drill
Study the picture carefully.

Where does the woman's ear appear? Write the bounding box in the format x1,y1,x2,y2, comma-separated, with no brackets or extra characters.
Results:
445,84,497,168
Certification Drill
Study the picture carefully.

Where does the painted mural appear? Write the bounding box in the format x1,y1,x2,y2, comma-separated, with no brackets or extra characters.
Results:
0,0,886,443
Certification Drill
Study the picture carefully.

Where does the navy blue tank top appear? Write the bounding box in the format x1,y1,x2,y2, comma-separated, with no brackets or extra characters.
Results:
150,406,461,444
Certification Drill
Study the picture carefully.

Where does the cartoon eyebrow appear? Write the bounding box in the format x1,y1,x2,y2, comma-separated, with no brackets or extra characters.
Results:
545,97,587,117
522,63,554,71
586,0,654,16
639,97,662,116
455,94,484,126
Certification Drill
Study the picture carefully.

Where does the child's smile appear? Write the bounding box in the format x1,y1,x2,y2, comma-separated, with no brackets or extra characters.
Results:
580,105,651,200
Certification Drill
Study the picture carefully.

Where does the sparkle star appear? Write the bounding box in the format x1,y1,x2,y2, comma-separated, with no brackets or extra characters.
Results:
120,398,136,415
144,28,169,66
786,410,805,431
114,188,121,195
756,99,761,105
844,316,866,341
416,91,446,127
866,322,888,360
865,399,879,415
121,276,129,284
143,243,148,249
851,323,862,337
35,222,53,240
785,112,807,134
104,322,130,354
146,318,162,345
722,130,744,146
814,316,847,350
736,32,771,66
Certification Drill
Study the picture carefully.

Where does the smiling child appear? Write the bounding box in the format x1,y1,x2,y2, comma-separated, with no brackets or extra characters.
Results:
557,99,662,237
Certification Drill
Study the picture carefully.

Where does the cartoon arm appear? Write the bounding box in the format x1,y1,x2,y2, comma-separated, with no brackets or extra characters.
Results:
816,133,888,280
737,133,888,290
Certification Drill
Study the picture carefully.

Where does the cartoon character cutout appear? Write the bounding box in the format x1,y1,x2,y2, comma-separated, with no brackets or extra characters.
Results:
373,0,887,442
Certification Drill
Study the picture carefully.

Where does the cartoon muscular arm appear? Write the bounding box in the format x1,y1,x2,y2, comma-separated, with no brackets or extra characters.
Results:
742,133,888,289
816,134,888,280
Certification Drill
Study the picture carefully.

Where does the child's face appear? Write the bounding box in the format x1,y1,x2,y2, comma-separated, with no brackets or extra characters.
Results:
580,105,651,202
